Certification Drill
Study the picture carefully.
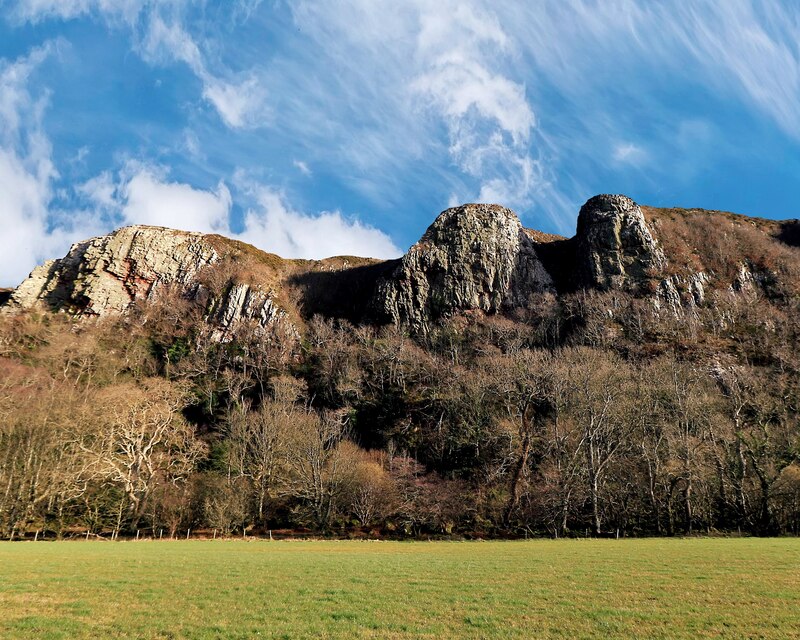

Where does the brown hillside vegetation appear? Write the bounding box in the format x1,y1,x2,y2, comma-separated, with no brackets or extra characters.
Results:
2,196,800,539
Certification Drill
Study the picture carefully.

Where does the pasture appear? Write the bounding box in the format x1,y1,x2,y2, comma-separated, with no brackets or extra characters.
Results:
1,538,798,639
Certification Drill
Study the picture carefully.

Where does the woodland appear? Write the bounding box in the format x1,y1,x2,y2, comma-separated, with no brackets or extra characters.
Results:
2,267,799,540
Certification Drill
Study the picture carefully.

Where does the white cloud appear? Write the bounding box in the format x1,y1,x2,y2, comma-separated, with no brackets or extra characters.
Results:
671,3,800,139
181,129,204,161
290,0,545,213
9,0,800,262
77,170,116,208
612,143,647,165
141,13,268,129
293,160,312,177
409,2,542,209
11,2,269,129
117,164,232,233
413,4,533,143
9,0,143,25
235,187,401,259
201,74,267,129
75,166,399,260
0,44,102,287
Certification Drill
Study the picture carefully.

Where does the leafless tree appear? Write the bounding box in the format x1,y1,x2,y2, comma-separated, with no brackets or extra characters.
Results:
75,379,205,530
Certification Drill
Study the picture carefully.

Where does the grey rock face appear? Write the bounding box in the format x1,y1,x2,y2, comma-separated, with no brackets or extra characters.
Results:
373,203,554,331
205,282,288,341
656,271,709,314
8,226,220,315
576,194,665,291
6,225,291,339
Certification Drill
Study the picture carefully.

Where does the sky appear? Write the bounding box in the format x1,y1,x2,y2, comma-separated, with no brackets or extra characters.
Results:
1,1,800,286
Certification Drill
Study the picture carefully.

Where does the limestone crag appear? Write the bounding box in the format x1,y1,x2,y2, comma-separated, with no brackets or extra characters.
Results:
373,204,554,331
656,271,709,314
576,194,666,291
205,282,288,341
9,226,220,315
6,225,295,339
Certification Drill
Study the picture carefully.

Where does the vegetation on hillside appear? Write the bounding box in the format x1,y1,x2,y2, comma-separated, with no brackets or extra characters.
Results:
2,227,800,539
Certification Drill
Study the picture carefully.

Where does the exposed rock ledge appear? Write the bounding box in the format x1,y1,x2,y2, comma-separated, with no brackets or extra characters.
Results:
8,226,219,315
5,225,290,338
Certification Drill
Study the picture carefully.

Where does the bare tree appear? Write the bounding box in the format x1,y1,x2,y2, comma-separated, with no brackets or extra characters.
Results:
223,376,305,527
0,365,89,538
282,408,355,530
562,348,632,536
76,379,205,531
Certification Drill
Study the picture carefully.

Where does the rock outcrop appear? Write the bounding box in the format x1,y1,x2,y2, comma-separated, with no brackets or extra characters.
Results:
372,203,554,331
8,226,219,315
656,271,709,314
576,194,665,291
204,283,288,341
5,225,292,339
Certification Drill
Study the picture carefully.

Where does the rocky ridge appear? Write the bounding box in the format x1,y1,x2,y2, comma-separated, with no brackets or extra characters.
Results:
5,194,795,335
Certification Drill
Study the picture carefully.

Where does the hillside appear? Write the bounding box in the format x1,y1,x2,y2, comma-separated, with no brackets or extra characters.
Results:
8,194,799,333
1,194,799,540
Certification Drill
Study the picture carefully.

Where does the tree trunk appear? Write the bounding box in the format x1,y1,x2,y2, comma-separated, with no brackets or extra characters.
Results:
505,431,532,526
684,477,692,535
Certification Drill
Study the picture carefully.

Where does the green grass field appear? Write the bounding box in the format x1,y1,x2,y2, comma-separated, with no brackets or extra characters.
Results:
1,538,799,639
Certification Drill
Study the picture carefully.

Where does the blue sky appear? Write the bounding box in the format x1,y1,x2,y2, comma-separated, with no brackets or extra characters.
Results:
1,1,800,286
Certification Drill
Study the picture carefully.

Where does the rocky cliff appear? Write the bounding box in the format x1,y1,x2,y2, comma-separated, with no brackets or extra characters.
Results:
576,194,665,291
4,225,293,339
372,203,555,331
8,226,219,315
370,196,675,331
5,194,796,335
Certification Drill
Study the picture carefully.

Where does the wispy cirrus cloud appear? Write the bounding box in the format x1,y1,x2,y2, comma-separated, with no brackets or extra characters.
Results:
287,0,562,224
293,160,311,177
140,13,268,128
11,0,270,130
671,2,800,140
4,0,800,286
7,0,143,25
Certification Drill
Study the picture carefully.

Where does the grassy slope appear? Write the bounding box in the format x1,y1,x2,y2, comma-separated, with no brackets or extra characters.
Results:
203,234,396,324
1,539,798,639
